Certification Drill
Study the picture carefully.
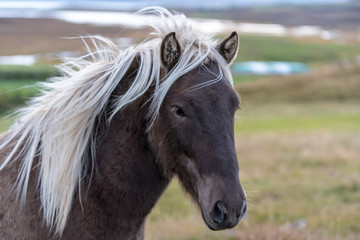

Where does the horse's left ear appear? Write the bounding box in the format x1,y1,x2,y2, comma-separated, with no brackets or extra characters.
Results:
161,32,181,69
217,31,239,64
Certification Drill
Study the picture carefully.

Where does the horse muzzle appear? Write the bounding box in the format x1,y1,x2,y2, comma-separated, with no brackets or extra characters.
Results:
202,198,247,231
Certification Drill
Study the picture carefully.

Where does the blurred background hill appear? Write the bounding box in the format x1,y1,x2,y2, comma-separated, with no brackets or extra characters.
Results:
0,1,360,239
186,0,360,29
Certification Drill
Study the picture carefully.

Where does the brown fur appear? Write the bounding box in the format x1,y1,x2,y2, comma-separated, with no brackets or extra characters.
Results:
0,33,246,239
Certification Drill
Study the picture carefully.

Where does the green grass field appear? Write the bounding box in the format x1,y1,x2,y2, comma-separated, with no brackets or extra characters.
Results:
0,79,39,114
0,65,57,81
0,65,53,114
235,35,360,65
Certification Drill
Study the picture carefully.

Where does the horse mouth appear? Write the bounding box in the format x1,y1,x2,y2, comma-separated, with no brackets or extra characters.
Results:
202,212,221,231
201,211,238,231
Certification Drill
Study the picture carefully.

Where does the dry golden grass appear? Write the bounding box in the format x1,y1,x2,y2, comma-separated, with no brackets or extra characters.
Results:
237,131,360,238
232,223,360,240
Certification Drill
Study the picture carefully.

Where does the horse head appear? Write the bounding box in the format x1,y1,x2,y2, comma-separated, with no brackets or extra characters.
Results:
149,31,247,230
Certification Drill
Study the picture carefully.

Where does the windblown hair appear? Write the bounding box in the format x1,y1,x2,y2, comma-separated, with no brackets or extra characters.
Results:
0,7,233,234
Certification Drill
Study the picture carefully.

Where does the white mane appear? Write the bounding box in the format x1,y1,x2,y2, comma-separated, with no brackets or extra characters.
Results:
0,7,233,234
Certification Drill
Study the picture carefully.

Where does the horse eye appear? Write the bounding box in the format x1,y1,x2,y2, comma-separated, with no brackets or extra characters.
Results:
172,106,186,117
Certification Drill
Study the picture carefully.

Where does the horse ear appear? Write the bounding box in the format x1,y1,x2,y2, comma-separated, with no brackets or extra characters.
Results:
161,32,181,69
217,31,239,64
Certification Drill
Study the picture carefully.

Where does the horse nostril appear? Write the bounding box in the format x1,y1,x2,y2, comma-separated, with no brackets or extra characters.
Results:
210,201,227,225
239,201,247,220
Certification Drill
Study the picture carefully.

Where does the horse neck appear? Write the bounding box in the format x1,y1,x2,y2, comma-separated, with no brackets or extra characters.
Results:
67,73,171,238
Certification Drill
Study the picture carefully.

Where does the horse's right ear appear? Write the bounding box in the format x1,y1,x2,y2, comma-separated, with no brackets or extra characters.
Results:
161,32,181,69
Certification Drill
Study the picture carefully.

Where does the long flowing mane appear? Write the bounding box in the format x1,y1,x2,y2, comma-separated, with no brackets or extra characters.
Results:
0,7,233,234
